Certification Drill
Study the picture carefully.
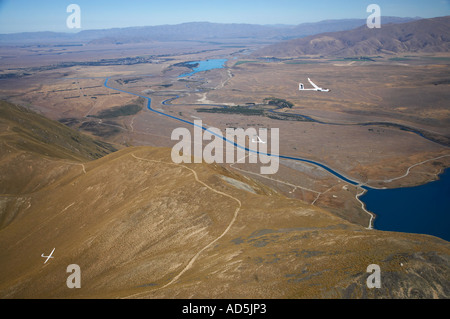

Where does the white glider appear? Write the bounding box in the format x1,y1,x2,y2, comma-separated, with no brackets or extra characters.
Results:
41,248,55,264
299,78,330,92
251,135,266,144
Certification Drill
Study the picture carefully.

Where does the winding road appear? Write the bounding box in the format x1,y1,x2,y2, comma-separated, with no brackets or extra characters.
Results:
124,153,241,298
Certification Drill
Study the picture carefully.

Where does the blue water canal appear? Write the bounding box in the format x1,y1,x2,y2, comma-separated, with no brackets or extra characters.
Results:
104,58,449,242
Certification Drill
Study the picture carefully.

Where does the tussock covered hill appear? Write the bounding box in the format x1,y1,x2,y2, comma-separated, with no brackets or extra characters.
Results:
253,16,450,58
0,100,116,196
0,101,449,298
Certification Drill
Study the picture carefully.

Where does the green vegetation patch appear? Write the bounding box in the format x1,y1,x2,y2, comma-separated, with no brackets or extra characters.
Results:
264,97,294,109
173,61,199,68
90,103,142,119
388,57,411,61
196,106,265,116
266,113,313,122
330,56,376,62
425,56,450,61
284,60,322,65
196,98,296,118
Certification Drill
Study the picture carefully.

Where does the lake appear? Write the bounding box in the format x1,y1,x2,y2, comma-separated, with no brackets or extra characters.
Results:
361,168,450,241
179,59,227,77
174,58,449,242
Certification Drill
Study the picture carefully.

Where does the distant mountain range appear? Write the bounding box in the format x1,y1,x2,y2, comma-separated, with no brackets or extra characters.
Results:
253,16,450,57
0,17,420,45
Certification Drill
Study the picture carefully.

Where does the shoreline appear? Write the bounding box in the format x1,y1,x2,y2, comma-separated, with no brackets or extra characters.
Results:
361,167,450,242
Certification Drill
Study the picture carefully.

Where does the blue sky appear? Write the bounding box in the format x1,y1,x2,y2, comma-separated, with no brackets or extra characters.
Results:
0,0,449,33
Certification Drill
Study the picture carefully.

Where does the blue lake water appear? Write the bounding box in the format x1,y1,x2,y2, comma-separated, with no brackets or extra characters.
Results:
179,59,227,77
361,168,450,241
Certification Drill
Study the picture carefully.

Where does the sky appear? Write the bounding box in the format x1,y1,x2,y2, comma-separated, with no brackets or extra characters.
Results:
0,0,449,33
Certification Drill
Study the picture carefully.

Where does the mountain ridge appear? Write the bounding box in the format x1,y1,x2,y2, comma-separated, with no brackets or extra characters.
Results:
252,16,450,57
0,17,421,45
0,100,117,197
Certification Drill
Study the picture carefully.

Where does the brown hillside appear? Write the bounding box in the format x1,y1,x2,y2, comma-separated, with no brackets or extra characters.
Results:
253,16,450,58
0,100,117,195
0,102,449,298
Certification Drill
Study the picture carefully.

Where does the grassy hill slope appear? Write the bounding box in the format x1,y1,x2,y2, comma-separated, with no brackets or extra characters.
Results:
0,102,448,299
